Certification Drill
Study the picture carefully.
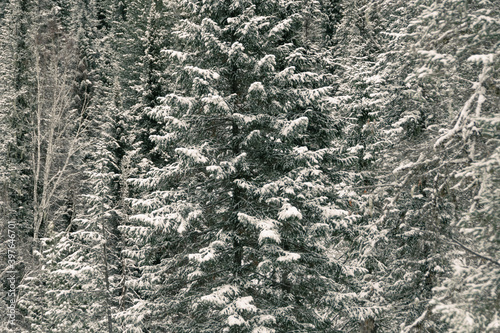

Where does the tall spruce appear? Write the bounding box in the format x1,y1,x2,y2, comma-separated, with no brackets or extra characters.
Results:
119,0,382,332
0,0,498,331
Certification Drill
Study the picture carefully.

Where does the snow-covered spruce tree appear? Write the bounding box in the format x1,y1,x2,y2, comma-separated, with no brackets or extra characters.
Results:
402,1,499,332
134,0,180,164
24,142,118,333
0,1,30,330
320,1,408,331
119,0,380,332
100,0,179,168
360,0,500,331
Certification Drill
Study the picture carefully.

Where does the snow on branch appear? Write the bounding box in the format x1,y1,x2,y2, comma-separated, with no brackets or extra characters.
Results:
277,202,302,220
161,49,191,63
281,116,308,137
184,65,220,81
238,213,281,245
268,14,301,40
175,147,208,164
401,310,428,333
434,61,492,149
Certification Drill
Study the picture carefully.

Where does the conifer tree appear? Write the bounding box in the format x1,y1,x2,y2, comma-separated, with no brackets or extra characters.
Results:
120,0,380,332
345,0,500,331
19,122,122,332
12,1,126,331
399,1,499,331
0,1,37,330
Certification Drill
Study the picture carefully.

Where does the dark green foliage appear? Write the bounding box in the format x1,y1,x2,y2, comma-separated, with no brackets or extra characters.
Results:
119,1,375,332
0,0,498,332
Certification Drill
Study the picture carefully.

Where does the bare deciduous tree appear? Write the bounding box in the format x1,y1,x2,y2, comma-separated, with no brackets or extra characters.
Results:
31,17,89,243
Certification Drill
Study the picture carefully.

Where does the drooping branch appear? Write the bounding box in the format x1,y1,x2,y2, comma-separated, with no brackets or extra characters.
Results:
448,236,500,268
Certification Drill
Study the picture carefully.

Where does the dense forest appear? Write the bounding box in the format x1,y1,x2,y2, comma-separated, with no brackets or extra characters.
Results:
0,0,498,332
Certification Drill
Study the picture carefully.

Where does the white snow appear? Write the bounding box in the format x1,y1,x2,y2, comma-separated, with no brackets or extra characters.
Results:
259,229,281,244
256,54,276,73
248,82,265,94
162,49,190,62
201,94,230,112
348,144,364,154
175,147,208,164
200,292,228,306
254,315,276,325
207,165,222,172
218,284,240,296
238,213,279,231
418,50,454,65
242,130,261,146
393,160,414,173
467,54,495,65
281,117,309,137
342,265,368,277
187,270,204,280
268,17,294,39
229,42,245,55
451,258,467,276
184,65,220,80
278,203,302,220
321,206,348,219
177,218,187,234
252,327,276,333
486,315,500,330
274,66,295,82
324,95,351,105
293,146,308,154
365,75,384,84
233,113,257,125
150,133,177,145
159,94,195,114
259,182,279,196
277,251,301,262
189,247,216,263
227,314,246,326
235,296,258,313
200,285,239,307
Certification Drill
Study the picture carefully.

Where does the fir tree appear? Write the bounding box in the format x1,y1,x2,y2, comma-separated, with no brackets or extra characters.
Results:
120,0,379,332
351,0,500,331
0,1,36,330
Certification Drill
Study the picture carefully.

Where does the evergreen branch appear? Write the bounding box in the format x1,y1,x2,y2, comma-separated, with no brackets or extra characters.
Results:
248,269,319,294
161,267,233,289
448,236,500,268
401,309,429,333
349,183,398,190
